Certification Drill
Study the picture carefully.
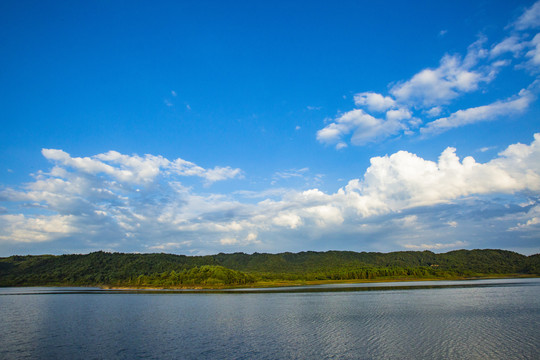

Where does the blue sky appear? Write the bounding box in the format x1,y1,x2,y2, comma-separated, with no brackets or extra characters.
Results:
1,0,539,256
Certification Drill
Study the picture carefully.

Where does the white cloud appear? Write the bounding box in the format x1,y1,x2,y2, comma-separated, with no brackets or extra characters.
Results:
271,168,324,188
397,215,419,227
354,92,396,112
43,149,242,185
390,37,491,108
386,108,412,122
425,106,442,117
491,4,540,71
203,167,243,184
511,216,540,230
390,52,489,107
341,133,540,217
479,146,496,153
272,212,302,229
316,109,407,147
421,88,535,135
0,214,76,243
526,33,540,67
513,1,540,30
491,35,527,58
316,125,342,145
304,205,344,227
219,232,261,246
509,204,540,231
246,232,259,243
220,237,239,245
447,221,458,228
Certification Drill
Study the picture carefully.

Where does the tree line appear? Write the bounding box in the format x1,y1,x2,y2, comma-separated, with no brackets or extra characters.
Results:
1,249,538,287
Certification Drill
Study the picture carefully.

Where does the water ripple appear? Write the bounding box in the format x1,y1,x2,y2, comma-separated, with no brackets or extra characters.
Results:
0,279,538,359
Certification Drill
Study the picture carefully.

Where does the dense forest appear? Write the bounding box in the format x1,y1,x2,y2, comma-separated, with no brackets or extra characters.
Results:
1,249,538,288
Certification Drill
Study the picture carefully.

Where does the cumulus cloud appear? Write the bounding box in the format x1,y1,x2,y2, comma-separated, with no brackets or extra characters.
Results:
316,109,407,147
272,212,302,229
390,48,490,107
386,108,412,122
354,92,396,112
354,134,539,212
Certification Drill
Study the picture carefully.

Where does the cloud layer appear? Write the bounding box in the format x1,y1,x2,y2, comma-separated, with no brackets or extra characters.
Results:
1,134,539,255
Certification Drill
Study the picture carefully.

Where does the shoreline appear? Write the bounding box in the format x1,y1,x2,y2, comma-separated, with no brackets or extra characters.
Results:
3,275,537,291
100,274,538,291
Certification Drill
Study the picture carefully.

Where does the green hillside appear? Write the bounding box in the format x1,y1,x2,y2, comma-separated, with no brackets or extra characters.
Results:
1,249,538,288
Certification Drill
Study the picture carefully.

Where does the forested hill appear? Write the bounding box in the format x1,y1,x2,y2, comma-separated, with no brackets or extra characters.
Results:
1,249,539,287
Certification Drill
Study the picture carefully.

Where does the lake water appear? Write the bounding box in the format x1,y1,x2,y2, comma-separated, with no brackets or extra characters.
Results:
1,278,539,359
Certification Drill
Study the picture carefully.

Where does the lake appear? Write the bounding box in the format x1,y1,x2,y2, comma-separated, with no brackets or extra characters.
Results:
1,278,539,359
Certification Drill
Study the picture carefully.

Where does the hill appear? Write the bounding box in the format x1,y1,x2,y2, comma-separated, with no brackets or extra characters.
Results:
1,249,538,288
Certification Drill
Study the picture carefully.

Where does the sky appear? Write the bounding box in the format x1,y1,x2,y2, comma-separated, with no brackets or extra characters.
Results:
0,0,539,256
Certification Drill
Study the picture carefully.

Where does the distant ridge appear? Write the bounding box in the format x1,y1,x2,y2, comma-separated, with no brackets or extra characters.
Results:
1,249,538,287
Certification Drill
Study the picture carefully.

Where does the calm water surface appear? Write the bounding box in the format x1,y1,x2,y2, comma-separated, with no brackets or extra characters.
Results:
1,278,539,359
